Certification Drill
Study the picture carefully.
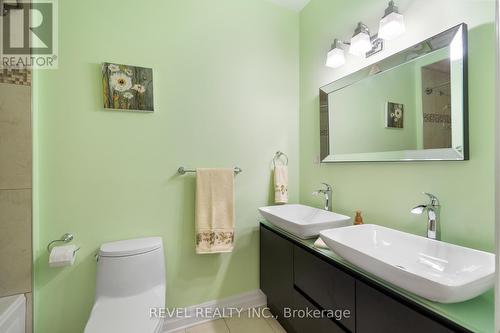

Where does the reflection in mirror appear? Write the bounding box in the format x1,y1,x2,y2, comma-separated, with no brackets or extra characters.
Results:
320,24,467,162
422,58,451,149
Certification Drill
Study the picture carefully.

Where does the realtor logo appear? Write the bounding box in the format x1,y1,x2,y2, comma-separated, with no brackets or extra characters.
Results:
1,0,58,69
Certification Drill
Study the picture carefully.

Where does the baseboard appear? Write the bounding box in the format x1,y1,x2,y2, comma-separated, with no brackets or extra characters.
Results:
162,289,267,332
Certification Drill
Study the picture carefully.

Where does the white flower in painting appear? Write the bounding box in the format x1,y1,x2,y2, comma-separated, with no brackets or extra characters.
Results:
108,64,120,72
394,107,403,119
110,72,132,92
125,68,133,76
132,84,146,94
123,92,134,99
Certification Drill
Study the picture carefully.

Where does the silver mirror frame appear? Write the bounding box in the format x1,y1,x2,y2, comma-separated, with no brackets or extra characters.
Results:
319,23,469,163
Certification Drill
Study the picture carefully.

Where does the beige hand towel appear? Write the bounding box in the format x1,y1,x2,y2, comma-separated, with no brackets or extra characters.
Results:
195,168,235,254
274,165,288,204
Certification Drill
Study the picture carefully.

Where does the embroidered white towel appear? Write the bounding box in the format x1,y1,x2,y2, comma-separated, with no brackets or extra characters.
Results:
274,165,288,204
195,168,235,254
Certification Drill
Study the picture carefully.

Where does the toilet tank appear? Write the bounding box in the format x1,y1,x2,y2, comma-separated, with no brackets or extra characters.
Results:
95,237,165,299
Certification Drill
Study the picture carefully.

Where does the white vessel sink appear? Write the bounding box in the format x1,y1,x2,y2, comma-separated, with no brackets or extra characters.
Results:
320,224,495,303
259,204,351,239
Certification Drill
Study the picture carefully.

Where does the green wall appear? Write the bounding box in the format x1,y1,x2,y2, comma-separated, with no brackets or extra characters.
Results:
299,0,495,251
34,1,299,332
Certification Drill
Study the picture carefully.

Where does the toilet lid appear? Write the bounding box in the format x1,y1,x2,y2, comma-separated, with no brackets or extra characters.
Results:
99,237,163,257
84,290,164,333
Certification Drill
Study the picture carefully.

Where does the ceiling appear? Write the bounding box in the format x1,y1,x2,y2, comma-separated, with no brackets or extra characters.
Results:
268,0,311,12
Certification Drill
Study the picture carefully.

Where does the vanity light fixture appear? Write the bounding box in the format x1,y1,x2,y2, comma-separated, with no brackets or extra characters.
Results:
325,1,405,69
378,0,406,40
349,22,373,56
326,39,346,68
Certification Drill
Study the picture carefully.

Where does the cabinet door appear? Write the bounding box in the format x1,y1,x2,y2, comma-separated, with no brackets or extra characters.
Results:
294,245,355,332
290,289,344,333
260,226,294,331
356,281,457,333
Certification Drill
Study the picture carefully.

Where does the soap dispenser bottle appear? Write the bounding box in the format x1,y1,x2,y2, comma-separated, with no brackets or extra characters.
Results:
354,211,364,225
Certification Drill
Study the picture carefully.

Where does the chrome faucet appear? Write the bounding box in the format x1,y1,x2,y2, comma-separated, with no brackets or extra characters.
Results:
312,183,333,211
411,193,441,240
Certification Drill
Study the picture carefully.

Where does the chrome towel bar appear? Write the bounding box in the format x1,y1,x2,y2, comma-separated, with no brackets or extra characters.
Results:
177,166,243,175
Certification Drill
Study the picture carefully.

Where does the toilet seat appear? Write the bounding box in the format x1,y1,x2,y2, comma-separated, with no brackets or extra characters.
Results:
84,288,164,333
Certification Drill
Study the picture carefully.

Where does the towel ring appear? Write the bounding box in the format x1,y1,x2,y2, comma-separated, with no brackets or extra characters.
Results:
273,151,288,167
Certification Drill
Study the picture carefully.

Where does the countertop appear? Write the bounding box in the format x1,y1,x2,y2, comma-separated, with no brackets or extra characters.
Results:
260,220,494,333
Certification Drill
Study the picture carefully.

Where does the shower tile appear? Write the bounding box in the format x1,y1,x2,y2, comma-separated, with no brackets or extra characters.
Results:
0,83,31,190
0,68,31,86
0,189,32,296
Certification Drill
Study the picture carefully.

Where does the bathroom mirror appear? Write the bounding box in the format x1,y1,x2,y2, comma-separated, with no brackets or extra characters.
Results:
320,24,468,162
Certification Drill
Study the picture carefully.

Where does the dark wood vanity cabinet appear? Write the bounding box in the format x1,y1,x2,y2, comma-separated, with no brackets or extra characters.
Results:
260,225,296,332
290,289,344,333
260,224,470,333
294,245,355,331
260,226,343,333
260,226,293,315
355,281,455,333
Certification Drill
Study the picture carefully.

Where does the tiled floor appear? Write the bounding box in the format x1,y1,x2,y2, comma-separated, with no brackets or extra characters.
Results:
172,308,287,333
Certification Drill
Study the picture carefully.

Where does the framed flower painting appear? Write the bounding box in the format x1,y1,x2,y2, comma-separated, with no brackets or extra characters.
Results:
385,102,404,129
102,63,154,112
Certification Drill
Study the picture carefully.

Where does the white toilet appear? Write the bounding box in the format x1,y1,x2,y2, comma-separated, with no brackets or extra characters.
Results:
84,237,166,333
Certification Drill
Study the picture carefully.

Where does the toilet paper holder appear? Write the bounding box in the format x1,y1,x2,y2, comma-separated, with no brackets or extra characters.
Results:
47,233,78,253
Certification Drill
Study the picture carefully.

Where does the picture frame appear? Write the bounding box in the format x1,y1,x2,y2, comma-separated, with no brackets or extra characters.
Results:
102,62,154,112
385,102,404,129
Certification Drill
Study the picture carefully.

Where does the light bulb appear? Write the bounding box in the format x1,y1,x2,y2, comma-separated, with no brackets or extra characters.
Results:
349,22,372,57
379,12,405,40
349,33,372,56
326,40,346,68
378,1,405,40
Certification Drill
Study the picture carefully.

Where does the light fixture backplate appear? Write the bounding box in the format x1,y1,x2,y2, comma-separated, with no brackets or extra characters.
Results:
366,37,384,57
